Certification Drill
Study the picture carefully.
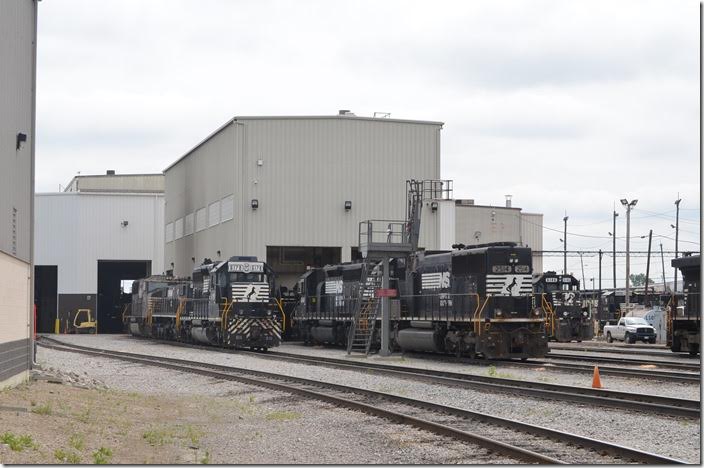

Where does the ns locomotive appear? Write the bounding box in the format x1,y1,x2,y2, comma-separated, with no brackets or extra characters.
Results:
295,242,549,360
125,256,283,350
533,272,594,342
668,254,700,355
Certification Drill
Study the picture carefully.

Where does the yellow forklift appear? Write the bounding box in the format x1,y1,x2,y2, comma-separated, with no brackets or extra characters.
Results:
72,309,97,334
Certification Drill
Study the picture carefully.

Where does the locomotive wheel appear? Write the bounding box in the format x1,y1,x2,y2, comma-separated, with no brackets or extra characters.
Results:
606,332,613,343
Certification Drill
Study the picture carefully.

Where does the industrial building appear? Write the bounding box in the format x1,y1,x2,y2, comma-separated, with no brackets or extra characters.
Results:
0,0,37,387
34,173,165,334
164,112,544,287
164,113,444,286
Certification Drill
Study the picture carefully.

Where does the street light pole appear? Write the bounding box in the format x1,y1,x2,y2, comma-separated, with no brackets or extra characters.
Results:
620,198,638,313
645,229,652,306
660,242,667,292
674,198,681,292
612,211,618,289
563,215,568,275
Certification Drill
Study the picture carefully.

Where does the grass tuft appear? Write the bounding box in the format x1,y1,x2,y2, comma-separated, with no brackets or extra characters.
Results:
31,403,52,415
0,432,37,451
54,448,82,463
69,433,85,451
92,447,113,464
265,410,301,421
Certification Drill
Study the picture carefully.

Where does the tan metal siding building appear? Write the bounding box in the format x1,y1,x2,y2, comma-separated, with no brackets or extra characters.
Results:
164,115,443,285
0,0,37,387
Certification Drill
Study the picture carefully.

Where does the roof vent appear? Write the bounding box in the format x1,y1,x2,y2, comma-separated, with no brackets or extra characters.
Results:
338,109,355,116
505,194,512,208
106,170,116,175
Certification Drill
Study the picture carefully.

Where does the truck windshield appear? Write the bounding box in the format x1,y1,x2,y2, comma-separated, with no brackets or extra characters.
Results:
625,318,648,325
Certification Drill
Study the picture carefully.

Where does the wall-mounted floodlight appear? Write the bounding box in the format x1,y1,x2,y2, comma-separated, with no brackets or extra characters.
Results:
344,201,352,211
251,199,259,210
170,262,174,268
430,201,438,212
216,250,221,257
121,220,129,227
16,132,27,150
191,257,195,263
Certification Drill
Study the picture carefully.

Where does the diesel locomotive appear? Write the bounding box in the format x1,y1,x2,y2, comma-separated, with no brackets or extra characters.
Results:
295,242,549,360
668,254,700,355
533,272,594,342
125,256,283,350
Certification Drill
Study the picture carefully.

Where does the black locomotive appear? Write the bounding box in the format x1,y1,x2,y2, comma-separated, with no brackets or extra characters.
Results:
295,242,548,360
533,272,594,342
668,254,700,355
125,256,283,350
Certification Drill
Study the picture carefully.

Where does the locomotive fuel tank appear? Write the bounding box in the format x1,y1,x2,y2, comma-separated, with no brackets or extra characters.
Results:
397,328,444,353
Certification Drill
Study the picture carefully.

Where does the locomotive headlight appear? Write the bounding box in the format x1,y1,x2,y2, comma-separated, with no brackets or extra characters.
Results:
582,311,588,317
563,311,568,317
495,310,503,316
534,309,541,316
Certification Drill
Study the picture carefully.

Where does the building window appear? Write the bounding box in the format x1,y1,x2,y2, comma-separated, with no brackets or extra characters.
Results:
165,222,174,243
208,201,221,227
221,194,234,222
195,207,207,232
184,212,194,236
174,217,184,240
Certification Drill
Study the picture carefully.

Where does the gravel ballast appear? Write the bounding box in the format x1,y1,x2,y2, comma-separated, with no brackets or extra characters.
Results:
41,335,701,463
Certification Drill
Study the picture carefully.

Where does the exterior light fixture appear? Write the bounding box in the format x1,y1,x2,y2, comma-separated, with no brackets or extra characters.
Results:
191,257,195,263
251,199,259,210
344,201,352,211
170,262,174,268
121,220,128,227
216,250,221,257
430,201,438,212
16,132,27,150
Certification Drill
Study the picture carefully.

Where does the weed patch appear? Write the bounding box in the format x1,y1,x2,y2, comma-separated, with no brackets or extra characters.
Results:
31,403,52,415
92,447,113,464
54,448,82,463
0,432,36,451
69,433,85,451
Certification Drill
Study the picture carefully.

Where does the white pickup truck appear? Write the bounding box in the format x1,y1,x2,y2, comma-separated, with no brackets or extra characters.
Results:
604,317,657,344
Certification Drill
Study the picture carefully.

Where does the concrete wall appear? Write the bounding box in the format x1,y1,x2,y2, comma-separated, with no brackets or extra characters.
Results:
34,193,165,293
164,116,442,278
0,0,36,387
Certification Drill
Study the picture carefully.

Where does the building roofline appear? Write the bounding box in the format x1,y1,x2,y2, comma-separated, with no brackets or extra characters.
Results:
455,203,523,211
36,191,164,198
163,115,445,173
69,173,164,179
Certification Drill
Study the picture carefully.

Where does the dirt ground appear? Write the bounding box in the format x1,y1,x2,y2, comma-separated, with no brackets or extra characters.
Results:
0,378,253,464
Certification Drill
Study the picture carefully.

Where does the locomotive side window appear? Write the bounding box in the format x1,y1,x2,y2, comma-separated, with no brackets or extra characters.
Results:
230,272,265,283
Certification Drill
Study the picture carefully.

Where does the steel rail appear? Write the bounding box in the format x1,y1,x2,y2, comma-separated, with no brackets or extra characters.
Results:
549,344,697,358
545,353,701,371
38,340,685,464
40,337,700,418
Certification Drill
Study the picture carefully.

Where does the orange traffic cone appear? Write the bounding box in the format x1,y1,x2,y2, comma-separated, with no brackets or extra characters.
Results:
592,365,602,389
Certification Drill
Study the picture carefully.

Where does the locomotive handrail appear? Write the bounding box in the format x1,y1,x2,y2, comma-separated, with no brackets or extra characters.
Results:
221,300,233,333
175,297,186,333
121,303,131,324
541,294,556,337
474,296,490,336
275,298,286,332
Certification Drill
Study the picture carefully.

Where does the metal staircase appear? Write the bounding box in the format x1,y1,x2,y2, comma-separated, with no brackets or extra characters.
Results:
347,263,382,355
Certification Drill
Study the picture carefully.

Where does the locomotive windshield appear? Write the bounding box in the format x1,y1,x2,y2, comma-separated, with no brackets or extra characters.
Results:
230,272,265,283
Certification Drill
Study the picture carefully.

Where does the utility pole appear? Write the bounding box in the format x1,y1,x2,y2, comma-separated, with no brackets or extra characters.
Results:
598,249,603,293
645,229,652,306
563,215,568,275
620,198,638,313
674,197,681,292
580,252,585,287
612,211,618,289
660,242,667,292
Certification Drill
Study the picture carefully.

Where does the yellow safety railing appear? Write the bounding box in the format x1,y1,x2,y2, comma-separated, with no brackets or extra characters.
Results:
541,294,556,337
221,300,233,333
146,299,155,327
175,297,186,333
121,303,131,324
275,299,286,332
473,296,490,336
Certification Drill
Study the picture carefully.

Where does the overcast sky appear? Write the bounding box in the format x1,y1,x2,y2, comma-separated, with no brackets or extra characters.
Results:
35,0,700,286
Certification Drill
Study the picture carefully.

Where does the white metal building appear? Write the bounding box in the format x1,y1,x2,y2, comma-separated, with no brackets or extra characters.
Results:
164,113,444,286
0,0,37,388
34,173,164,334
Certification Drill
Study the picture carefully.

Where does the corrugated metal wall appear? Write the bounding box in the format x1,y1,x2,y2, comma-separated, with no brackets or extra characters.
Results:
165,116,442,278
35,193,165,293
454,205,543,273
0,0,36,386
0,0,35,262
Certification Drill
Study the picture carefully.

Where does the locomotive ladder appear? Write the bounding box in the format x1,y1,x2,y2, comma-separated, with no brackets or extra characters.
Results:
347,263,382,355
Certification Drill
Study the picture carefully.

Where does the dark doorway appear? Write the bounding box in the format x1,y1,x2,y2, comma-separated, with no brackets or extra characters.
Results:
97,260,150,333
34,265,58,333
266,246,341,289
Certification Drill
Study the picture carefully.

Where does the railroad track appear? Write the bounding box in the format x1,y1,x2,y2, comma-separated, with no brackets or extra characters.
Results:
38,339,685,464
549,345,696,359
40,337,700,419
545,353,701,371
